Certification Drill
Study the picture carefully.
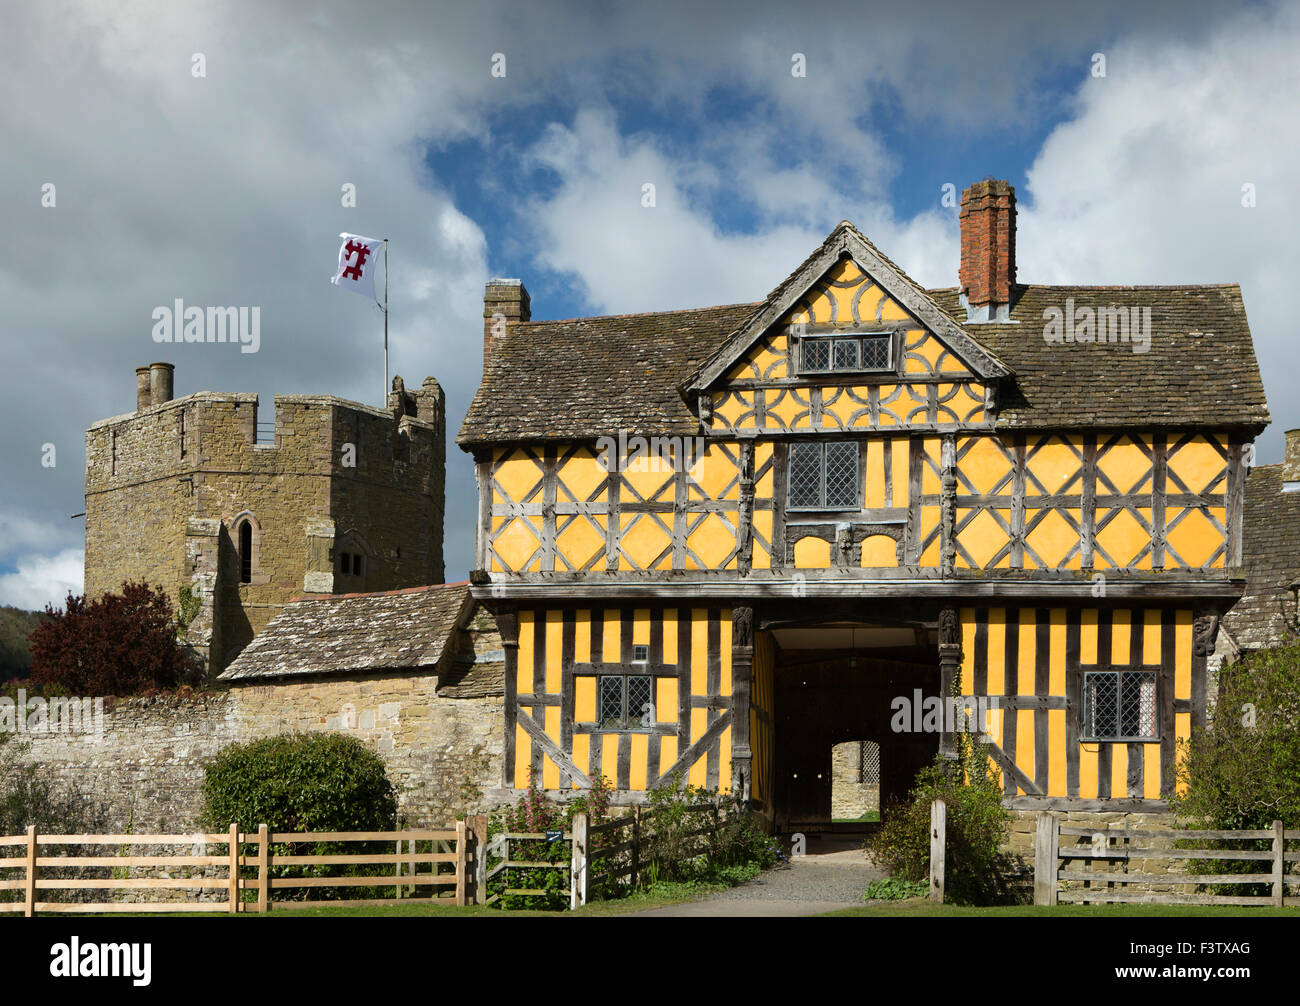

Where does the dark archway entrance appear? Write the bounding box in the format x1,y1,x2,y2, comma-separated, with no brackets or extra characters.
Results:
770,622,940,833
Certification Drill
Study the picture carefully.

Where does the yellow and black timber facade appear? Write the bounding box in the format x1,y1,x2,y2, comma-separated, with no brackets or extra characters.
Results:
458,180,1270,829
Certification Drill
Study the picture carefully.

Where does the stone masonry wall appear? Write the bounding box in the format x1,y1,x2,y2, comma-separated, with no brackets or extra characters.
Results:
84,376,446,675
13,681,503,834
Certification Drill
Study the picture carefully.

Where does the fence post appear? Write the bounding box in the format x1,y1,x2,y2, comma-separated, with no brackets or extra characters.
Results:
455,819,468,907
570,812,588,910
630,805,641,890
1273,820,1285,908
23,825,36,918
929,798,945,904
472,814,488,905
257,823,270,913
228,823,240,914
1034,812,1059,906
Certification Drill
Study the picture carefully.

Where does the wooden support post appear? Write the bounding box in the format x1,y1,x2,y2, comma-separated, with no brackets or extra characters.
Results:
929,799,945,904
394,837,403,899
23,825,36,918
454,819,468,907
630,806,641,890
570,812,588,910
471,814,489,905
1034,812,1059,906
1272,819,1285,908
257,823,270,913
228,823,239,914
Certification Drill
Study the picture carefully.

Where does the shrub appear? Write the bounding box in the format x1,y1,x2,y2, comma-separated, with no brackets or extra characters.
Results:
200,732,397,833
29,582,188,695
200,733,399,902
1172,643,1300,894
865,751,1020,905
486,774,615,910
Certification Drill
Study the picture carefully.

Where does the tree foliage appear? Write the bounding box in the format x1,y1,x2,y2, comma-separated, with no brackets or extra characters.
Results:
28,581,187,695
1174,643,1300,829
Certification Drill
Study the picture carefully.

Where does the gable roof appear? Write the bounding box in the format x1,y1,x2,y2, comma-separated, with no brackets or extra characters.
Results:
458,227,1269,447
218,582,472,682
684,221,1010,393
1221,464,1300,653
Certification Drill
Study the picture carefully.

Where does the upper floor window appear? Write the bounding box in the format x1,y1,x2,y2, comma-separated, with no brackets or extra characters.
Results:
789,441,858,509
800,332,892,374
338,551,365,578
598,673,654,730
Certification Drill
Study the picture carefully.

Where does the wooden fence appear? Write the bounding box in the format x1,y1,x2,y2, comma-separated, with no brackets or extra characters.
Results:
1033,814,1300,906
0,820,486,916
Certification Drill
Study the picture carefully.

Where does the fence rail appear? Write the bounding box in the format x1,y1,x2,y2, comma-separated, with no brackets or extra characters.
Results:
1034,813,1299,907
0,820,485,916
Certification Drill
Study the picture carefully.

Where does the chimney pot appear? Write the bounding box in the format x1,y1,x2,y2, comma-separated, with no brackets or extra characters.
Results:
149,362,174,406
958,179,1017,322
136,366,151,412
483,278,530,367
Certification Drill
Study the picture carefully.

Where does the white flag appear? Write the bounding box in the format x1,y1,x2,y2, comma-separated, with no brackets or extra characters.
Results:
331,232,383,302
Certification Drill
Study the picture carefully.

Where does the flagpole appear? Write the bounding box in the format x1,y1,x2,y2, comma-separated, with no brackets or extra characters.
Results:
383,238,389,406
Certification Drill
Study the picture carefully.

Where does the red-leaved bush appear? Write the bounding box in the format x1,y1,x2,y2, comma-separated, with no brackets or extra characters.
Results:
28,581,185,695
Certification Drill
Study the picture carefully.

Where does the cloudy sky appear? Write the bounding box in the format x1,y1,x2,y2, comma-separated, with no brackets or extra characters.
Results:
1,0,1295,609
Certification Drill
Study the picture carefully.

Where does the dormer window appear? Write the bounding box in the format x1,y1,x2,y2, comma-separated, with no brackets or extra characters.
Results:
800,332,892,374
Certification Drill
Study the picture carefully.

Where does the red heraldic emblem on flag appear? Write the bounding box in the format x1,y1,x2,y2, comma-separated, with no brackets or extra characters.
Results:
331,232,383,302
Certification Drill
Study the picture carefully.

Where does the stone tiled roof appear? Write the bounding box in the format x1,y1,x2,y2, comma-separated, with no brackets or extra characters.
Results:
458,275,1268,446
929,285,1269,430
1222,464,1300,652
219,583,472,682
460,303,759,447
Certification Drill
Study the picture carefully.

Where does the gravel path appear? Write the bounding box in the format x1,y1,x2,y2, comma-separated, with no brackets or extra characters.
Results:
624,837,884,917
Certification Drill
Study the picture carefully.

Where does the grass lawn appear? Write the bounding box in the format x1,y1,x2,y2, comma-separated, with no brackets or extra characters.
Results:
831,811,880,824
823,898,1300,917
49,880,736,918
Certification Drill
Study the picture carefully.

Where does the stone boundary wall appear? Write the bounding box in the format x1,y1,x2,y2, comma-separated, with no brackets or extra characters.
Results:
9,681,504,835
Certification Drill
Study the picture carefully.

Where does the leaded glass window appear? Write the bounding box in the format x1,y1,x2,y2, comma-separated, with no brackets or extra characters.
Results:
787,442,859,510
1082,670,1158,741
800,332,892,373
596,674,654,730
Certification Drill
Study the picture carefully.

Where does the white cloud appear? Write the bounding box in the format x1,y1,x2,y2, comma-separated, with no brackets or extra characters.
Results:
1019,2,1300,462
0,549,83,611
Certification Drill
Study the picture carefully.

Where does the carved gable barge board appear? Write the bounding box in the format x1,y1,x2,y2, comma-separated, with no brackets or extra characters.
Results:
683,224,1011,396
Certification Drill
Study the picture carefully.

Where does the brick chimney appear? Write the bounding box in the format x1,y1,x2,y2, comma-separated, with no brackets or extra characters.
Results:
483,278,530,367
958,179,1016,323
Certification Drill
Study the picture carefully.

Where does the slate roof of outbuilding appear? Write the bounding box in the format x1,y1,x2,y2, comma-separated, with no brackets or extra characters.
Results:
219,582,472,682
1222,464,1300,652
458,234,1269,446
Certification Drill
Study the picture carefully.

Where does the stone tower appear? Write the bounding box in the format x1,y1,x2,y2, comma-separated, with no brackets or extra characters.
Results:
84,363,446,674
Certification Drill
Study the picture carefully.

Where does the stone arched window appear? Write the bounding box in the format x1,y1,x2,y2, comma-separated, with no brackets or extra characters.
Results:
231,511,263,586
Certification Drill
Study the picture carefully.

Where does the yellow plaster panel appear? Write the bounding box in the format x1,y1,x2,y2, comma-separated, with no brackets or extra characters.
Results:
1018,609,1035,696
557,450,608,503
986,610,1006,696
1048,709,1066,796
1144,610,1162,665
575,610,592,663
1175,610,1192,700
793,535,831,569
891,437,909,507
575,676,595,723
958,436,1013,495
494,454,544,504
1096,437,1152,494
572,734,590,784
860,534,898,567
1081,609,1098,664
687,512,738,570
602,609,620,662
629,734,649,790
546,611,562,694
865,440,885,507
1049,610,1066,695
1167,438,1226,494
663,609,678,664
1112,609,1131,665
1144,742,1162,799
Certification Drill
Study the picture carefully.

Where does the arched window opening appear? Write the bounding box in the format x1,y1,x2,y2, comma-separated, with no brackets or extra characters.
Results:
238,519,253,584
